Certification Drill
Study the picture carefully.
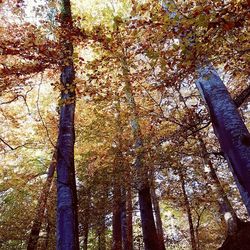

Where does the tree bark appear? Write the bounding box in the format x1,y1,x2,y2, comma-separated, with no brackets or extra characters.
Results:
126,181,133,250
196,64,250,215
97,215,106,250
56,0,79,249
150,177,166,250
122,59,160,250
112,175,122,250
27,151,57,250
121,187,129,250
162,2,250,215
234,85,250,108
112,99,124,250
179,172,197,250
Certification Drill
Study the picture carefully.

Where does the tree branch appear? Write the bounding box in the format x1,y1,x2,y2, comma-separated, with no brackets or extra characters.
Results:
234,85,250,108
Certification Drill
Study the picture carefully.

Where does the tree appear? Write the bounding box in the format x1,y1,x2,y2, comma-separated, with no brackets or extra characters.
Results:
1,0,250,249
27,151,57,250
196,65,250,215
56,0,79,249
122,57,160,250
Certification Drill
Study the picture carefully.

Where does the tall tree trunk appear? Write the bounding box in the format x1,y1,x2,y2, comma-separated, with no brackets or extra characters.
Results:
97,215,106,250
112,99,124,250
112,176,122,250
121,187,129,250
196,64,250,215
150,176,166,250
56,0,79,249
122,59,160,250
162,0,250,215
27,151,57,250
126,180,133,250
179,172,197,250
198,135,238,235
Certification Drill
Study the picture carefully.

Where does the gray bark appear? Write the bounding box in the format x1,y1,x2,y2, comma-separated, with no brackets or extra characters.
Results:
196,64,250,215
56,0,79,249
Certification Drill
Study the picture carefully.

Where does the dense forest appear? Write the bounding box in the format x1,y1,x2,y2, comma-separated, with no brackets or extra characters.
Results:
0,0,250,249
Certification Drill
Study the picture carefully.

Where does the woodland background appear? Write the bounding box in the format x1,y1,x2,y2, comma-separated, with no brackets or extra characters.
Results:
0,0,250,249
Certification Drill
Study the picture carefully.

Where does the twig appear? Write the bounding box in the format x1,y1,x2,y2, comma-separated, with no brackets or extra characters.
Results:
36,73,55,148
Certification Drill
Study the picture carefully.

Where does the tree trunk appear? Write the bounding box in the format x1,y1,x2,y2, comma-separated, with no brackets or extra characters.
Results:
112,98,124,250
234,85,250,108
45,209,51,250
126,181,133,250
56,0,79,249
121,187,128,250
196,64,250,215
179,172,197,250
82,218,89,250
122,59,160,250
198,135,238,235
27,151,57,250
150,178,166,250
82,188,91,250
112,177,122,250
97,215,106,250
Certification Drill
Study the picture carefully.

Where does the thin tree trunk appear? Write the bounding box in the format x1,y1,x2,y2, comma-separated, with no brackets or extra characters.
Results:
179,172,197,250
122,59,160,250
112,99,124,250
82,188,91,250
27,151,57,250
150,177,166,250
56,0,79,249
234,85,250,108
121,187,128,250
97,215,106,250
126,180,133,250
196,64,250,215
198,135,238,235
82,219,89,250
45,210,51,250
112,177,122,250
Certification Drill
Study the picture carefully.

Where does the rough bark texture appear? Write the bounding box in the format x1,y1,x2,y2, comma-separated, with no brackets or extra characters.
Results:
180,173,197,250
27,151,57,250
56,0,79,249
122,60,160,250
196,64,250,215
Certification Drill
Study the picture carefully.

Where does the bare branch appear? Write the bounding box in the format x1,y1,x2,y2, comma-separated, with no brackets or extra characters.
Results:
36,73,56,148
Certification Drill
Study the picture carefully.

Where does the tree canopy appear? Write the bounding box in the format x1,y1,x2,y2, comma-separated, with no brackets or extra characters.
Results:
0,0,249,249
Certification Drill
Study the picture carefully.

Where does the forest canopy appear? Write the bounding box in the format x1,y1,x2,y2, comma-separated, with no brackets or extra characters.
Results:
0,0,250,249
